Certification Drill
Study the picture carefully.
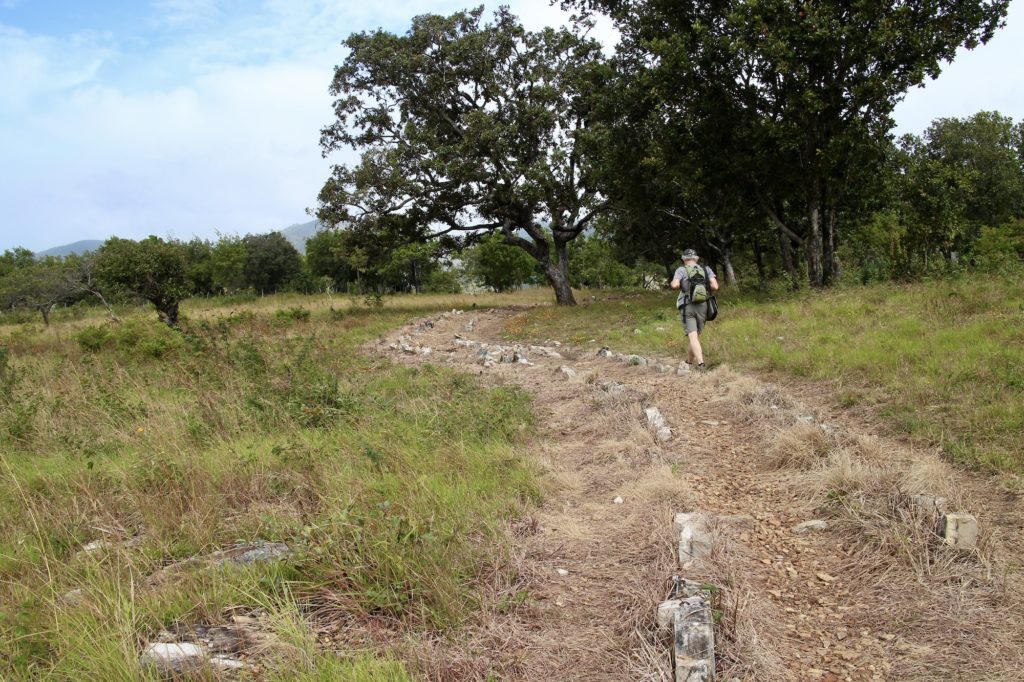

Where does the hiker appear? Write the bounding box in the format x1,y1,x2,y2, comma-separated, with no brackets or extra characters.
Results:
671,248,719,371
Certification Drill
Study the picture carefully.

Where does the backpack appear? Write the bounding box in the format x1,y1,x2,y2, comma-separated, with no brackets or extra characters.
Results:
685,264,709,303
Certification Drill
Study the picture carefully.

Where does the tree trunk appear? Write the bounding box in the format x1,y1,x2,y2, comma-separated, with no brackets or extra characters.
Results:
720,249,737,286
752,236,767,286
40,305,51,326
778,224,799,288
546,240,576,305
157,299,180,328
822,206,841,285
806,198,824,288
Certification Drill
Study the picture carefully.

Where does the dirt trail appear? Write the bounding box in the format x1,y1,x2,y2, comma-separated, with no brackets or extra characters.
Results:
377,308,1024,681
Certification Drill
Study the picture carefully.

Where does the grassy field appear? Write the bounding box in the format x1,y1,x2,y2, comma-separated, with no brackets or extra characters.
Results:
0,292,542,679
504,274,1024,474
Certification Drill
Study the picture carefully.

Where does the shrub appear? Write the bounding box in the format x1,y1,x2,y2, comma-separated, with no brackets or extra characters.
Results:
76,325,113,352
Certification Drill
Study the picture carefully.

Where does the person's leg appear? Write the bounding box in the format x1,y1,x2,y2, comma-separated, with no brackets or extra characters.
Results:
688,330,704,365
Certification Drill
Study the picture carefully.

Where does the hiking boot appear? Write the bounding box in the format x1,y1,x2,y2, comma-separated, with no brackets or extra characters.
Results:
695,363,708,372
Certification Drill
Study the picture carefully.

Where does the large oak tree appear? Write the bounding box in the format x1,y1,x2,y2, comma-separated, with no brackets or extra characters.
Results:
317,7,608,304
575,0,1009,287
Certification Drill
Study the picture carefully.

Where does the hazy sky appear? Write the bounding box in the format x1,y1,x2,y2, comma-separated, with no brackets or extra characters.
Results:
1,0,1022,253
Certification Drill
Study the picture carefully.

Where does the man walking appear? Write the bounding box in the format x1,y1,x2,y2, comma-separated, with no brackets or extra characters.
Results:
671,249,719,371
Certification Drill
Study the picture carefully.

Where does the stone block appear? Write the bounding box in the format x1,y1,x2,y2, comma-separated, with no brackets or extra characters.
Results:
791,519,829,534
674,513,713,563
140,642,207,677
940,512,978,549
673,595,716,682
558,366,577,378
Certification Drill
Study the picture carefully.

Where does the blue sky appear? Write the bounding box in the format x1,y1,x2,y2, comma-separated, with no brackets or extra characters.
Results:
1,0,1022,253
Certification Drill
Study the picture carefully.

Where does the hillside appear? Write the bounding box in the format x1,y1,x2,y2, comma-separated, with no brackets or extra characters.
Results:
35,239,104,258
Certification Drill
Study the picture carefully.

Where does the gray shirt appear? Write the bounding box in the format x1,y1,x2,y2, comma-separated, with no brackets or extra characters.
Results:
674,264,716,308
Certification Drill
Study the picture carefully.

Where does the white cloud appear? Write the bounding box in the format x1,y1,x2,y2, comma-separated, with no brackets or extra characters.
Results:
0,24,115,112
151,0,222,29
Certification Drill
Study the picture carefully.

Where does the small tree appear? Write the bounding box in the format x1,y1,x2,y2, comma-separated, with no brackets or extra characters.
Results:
463,233,538,292
96,237,191,327
210,235,248,293
0,259,80,325
241,232,302,294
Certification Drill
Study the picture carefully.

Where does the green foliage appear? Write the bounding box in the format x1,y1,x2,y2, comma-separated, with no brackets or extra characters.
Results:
568,235,637,288
0,300,537,677
242,232,303,294
75,319,185,359
305,228,352,289
464,233,539,292
95,236,191,327
580,0,1010,287
209,234,248,293
317,7,608,304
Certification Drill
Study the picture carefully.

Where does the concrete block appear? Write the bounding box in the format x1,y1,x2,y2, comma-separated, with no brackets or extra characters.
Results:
940,512,978,549
674,513,713,563
673,595,716,682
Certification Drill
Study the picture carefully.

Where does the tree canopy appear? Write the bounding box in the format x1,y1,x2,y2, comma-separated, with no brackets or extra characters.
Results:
317,7,609,304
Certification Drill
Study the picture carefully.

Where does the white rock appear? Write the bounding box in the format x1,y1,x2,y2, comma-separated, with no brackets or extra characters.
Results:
677,362,690,375
556,568,569,576
657,599,682,629
209,655,249,671
791,520,829,534
656,426,672,442
418,347,432,355
81,540,108,553
613,496,624,504
558,366,577,378
140,642,207,676
674,512,713,563
940,512,979,549
645,406,667,429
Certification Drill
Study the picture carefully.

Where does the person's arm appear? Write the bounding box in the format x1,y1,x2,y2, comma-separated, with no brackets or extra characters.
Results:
707,267,719,292
671,267,684,290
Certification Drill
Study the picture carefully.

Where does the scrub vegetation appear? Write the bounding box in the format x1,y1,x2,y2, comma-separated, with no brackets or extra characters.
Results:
0,293,540,679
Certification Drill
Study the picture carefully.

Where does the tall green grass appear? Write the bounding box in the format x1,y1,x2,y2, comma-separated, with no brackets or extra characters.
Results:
0,299,537,678
504,274,1024,474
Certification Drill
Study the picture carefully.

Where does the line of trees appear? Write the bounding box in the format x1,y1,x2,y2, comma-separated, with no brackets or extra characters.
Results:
315,1,1017,302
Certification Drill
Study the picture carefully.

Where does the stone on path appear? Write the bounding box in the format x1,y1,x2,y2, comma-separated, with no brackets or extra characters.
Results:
673,595,716,682
673,513,713,565
676,362,690,375
597,347,613,358
940,512,979,549
140,642,207,677
645,406,673,442
600,381,625,397
791,519,829,534
558,366,577,378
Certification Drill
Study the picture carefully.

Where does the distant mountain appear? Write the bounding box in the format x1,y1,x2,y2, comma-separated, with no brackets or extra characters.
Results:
36,239,104,258
277,220,324,254
31,219,327,259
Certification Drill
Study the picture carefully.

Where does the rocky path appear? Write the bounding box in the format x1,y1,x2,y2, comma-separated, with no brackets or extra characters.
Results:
378,308,1024,681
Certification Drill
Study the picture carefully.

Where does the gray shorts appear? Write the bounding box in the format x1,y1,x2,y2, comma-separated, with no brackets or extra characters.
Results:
680,302,708,334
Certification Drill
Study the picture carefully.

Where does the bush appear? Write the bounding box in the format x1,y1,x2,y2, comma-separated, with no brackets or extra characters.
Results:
75,320,184,359
76,325,113,352
274,306,312,323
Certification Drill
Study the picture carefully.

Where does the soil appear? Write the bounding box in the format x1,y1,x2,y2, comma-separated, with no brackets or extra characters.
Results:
376,307,1024,681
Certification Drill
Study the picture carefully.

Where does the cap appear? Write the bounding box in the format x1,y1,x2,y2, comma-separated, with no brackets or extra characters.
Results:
681,249,699,260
